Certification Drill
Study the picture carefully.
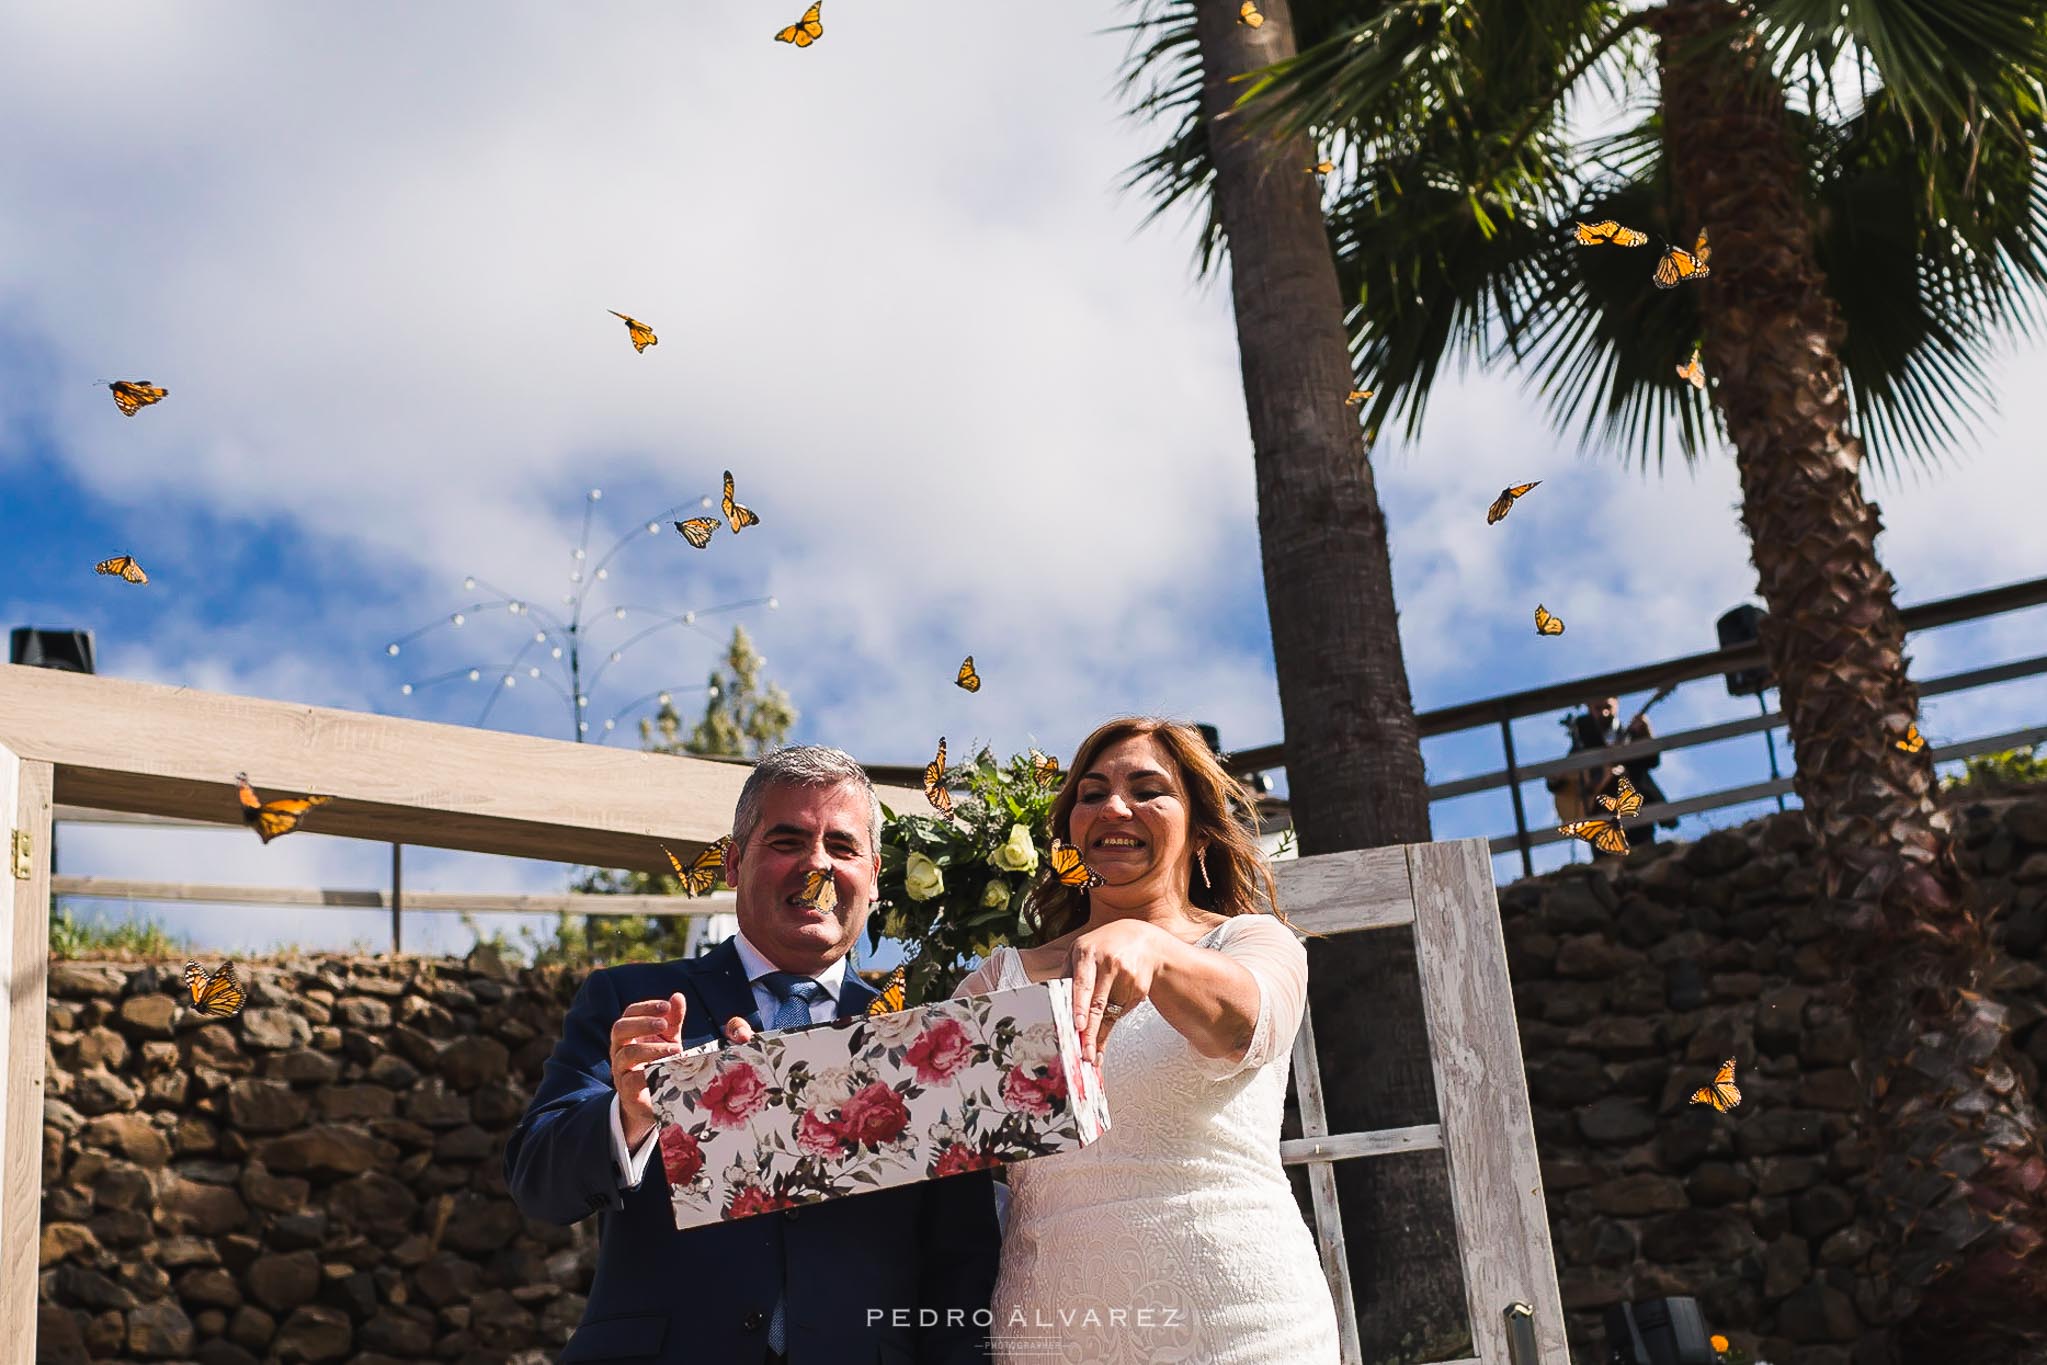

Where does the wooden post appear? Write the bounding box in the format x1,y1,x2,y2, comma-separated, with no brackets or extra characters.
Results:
1498,712,1535,880
391,842,403,955
0,745,53,1365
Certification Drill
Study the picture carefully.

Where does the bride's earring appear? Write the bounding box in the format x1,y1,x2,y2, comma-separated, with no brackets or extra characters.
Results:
1198,846,1212,889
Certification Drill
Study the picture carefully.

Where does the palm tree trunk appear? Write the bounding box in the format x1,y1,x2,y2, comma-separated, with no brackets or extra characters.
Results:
1193,1,1459,1356
1655,1,2047,1353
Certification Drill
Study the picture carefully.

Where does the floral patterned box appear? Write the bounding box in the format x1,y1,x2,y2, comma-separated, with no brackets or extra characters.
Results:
642,978,1110,1228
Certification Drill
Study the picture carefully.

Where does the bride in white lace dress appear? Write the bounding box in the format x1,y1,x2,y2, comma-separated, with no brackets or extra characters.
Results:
952,718,1340,1365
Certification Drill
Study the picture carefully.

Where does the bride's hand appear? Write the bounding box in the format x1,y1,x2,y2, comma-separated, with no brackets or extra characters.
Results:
1064,920,1171,1065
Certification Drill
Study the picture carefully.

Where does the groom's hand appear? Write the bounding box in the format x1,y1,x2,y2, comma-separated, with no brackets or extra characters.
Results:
610,992,686,1150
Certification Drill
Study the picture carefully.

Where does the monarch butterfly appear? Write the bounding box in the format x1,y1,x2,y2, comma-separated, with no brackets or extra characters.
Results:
236,773,331,843
109,381,168,416
1308,161,1334,176
1238,0,1264,26
1571,220,1648,248
796,867,838,912
1345,389,1374,407
1597,775,1644,821
1653,230,1712,289
1029,748,1061,786
1486,480,1541,524
1048,839,1103,891
721,471,760,533
95,555,148,584
1676,348,1706,391
183,959,247,1018
1533,604,1566,636
955,656,981,693
924,737,954,819
775,1,823,45
1558,813,1629,856
663,838,729,897
674,517,720,549
1896,723,1926,754
1689,1058,1742,1114
866,963,908,1017
608,310,657,353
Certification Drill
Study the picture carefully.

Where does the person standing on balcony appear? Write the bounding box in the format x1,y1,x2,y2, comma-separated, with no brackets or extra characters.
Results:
1548,695,1673,855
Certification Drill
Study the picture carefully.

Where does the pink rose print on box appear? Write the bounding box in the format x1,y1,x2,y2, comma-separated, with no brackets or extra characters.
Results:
797,1106,850,1159
659,1125,705,1186
837,1080,912,1147
701,1062,770,1129
904,1017,974,1084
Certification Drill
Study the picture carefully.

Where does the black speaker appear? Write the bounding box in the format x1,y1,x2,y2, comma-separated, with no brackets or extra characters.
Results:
1196,722,1223,754
9,627,96,674
1603,1297,1716,1365
1715,605,1770,697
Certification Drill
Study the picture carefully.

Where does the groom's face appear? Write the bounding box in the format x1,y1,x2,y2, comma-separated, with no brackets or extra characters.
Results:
726,781,877,974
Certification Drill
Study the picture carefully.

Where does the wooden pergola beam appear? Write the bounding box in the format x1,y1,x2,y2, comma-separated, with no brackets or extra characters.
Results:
0,665,932,869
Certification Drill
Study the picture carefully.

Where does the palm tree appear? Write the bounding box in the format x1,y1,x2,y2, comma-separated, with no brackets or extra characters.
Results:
1233,0,2047,1353
1115,2,1459,1356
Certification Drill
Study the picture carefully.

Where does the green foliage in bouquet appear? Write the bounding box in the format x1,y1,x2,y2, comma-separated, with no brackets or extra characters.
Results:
870,745,1066,1004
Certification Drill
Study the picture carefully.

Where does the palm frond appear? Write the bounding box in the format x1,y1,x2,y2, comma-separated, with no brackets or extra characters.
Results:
1112,0,1228,275
1758,0,2047,127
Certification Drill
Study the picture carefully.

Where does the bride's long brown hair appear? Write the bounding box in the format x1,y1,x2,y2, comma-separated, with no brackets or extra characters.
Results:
1022,717,1285,946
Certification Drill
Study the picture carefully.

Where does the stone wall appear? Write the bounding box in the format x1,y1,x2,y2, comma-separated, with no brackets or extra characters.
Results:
36,946,591,1365
1503,793,2047,1365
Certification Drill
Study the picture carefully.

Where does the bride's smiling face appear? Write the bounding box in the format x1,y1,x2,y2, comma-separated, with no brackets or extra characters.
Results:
1067,735,1195,889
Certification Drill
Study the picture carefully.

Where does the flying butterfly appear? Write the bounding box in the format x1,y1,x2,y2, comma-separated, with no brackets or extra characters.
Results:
1533,604,1566,637
1238,0,1264,27
775,0,823,45
1689,1057,1742,1114
955,656,981,693
608,310,657,353
236,773,331,843
182,959,247,1019
109,381,168,416
1571,220,1648,248
1029,748,1061,786
924,737,955,819
674,517,720,549
1896,723,1927,754
1597,775,1645,821
95,555,149,584
1047,839,1104,892
1558,813,1629,857
1486,480,1541,525
1345,389,1375,408
867,963,908,1017
721,470,760,533
1308,160,1334,176
663,838,730,897
1676,348,1706,391
796,867,839,913
1653,229,1712,289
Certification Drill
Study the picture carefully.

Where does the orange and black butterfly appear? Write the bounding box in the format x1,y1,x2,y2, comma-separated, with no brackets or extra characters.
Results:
1653,230,1712,289
1048,839,1104,892
183,959,247,1019
775,0,823,45
866,963,908,1017
109,381,168,416
664,838,730,896
1689,1057,1742,1114
721,471,760,534
1486,480,1540,524
924,737,954,819
1676,348,1706,391
1572,220,1648,248
1345,389,1374,407
1533,604,1566,636
1896,723,1927,754
796,867,838,912
95,555,148,584
1238,0,1264,27
1029,748,1061,786
674,517,720,549
954,656,981,693
236,773,331,843
1558,775,1639,855
608,311,656,353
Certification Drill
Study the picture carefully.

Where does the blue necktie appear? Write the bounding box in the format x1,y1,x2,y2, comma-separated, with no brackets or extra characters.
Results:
759,972,827,1356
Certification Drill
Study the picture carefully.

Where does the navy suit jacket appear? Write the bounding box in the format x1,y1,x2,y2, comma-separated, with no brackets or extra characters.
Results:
505,941,999,1365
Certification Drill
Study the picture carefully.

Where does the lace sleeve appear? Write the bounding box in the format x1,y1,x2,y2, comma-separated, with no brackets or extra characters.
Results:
950,954,1003,1000
1187,914,1308,1080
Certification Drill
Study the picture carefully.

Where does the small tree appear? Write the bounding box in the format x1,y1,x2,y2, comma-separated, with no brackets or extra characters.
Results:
543,627,798,966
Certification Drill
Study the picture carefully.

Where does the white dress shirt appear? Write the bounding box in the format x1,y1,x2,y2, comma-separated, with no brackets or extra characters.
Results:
610,930,849,1188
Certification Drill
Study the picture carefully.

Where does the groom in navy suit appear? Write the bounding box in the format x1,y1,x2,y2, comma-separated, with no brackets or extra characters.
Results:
507,747,999,1364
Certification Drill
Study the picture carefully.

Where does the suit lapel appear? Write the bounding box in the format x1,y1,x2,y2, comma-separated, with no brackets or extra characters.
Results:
835,969,877,1020
685,938,765,1038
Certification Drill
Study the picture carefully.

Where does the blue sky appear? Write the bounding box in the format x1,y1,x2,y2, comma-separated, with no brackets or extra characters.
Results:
4,2,2044,960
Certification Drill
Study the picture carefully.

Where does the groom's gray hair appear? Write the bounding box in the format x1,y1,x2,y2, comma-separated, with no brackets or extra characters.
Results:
733,745,884,854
